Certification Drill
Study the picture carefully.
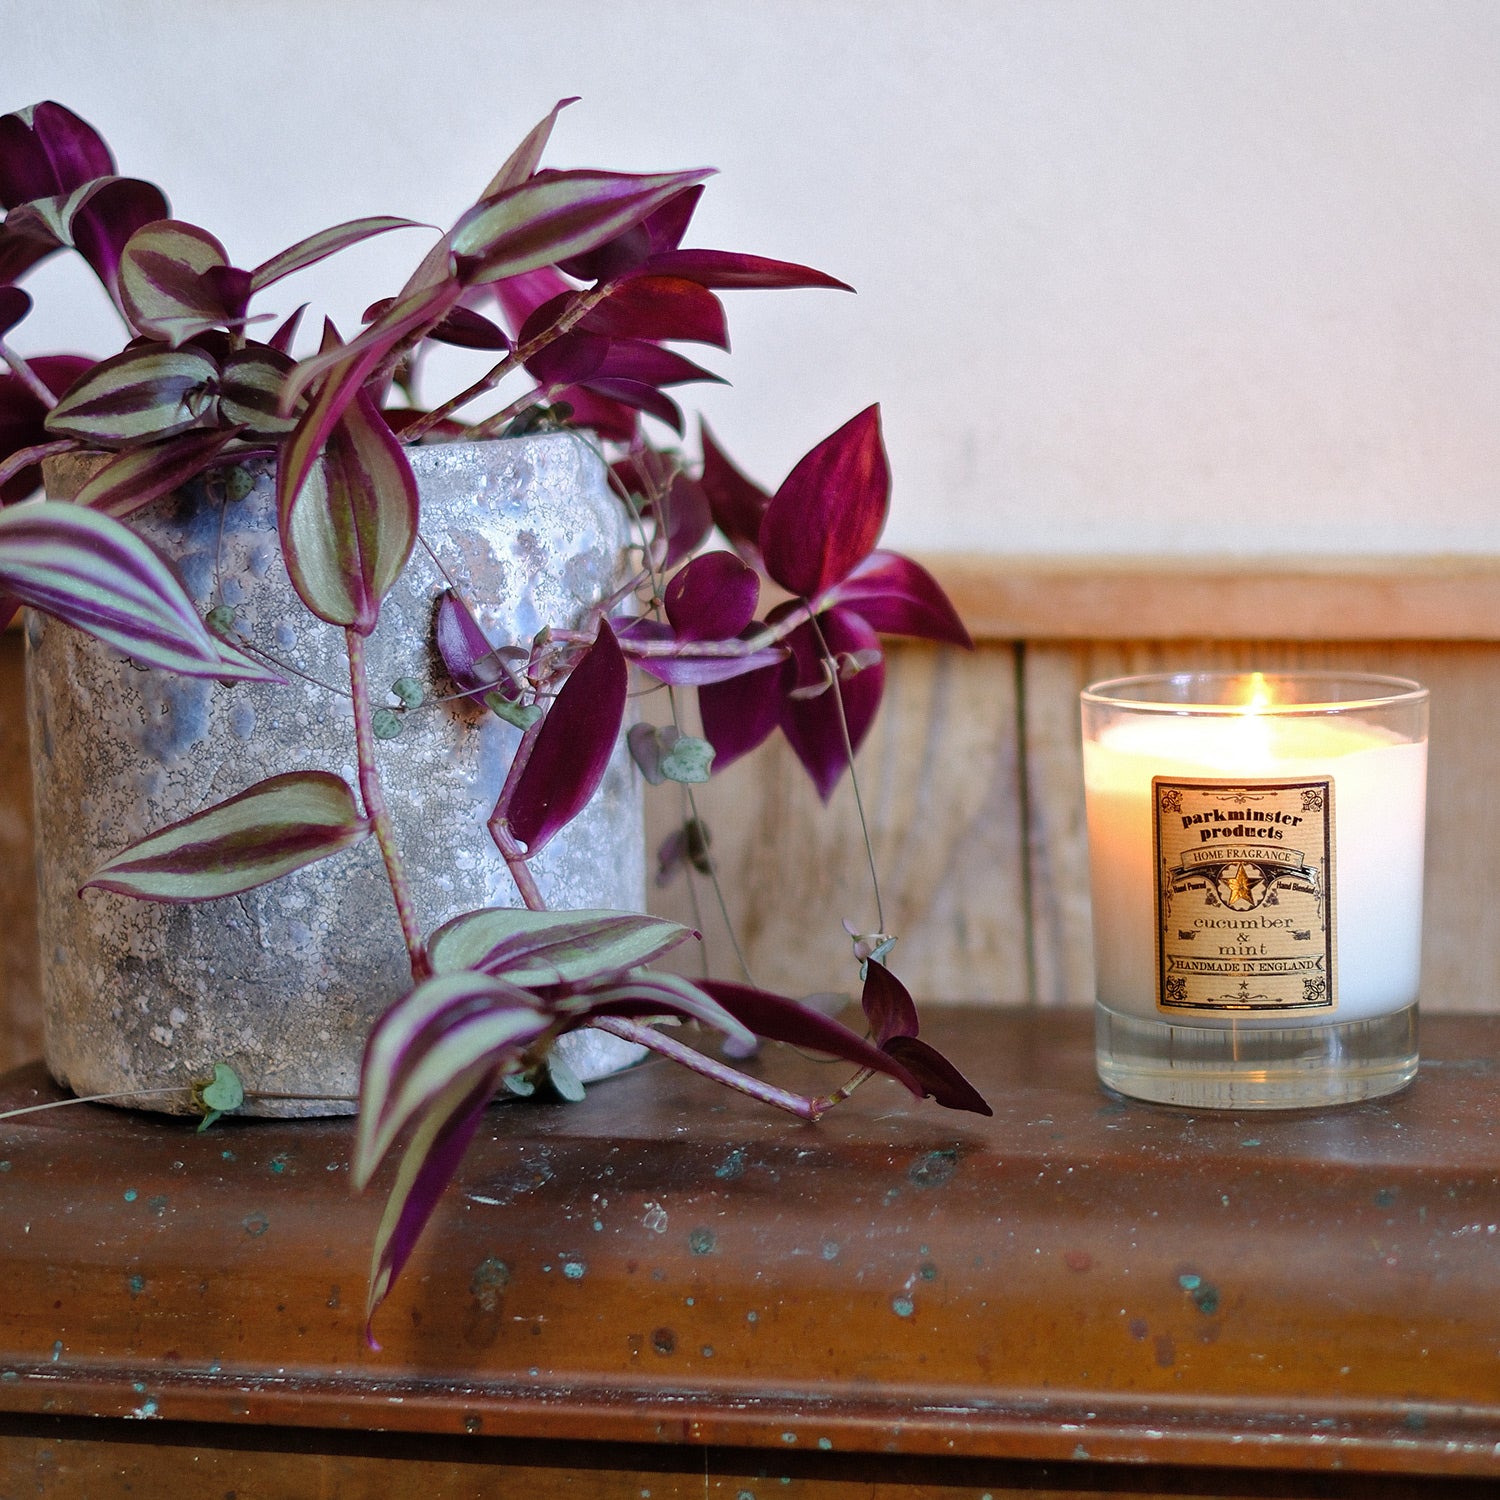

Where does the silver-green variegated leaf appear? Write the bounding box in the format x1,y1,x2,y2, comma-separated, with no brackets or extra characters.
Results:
427,907,696,987
118,219,233,345
278,385,418,634
219,344,300,434
356,969,548,1185
249,215,421,294
81,770,370,902
0,499,280,682
480,97,579,198
43,344,218,448
449,167,714,285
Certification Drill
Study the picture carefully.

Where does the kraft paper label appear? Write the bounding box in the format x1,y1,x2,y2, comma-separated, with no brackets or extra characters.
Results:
1153,777,1335,1014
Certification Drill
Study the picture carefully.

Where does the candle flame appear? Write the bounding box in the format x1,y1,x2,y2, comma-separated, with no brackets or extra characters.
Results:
1243,671,1272,715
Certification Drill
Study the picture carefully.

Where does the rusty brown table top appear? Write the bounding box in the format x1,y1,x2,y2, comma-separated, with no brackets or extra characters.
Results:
1,1006,1498,1492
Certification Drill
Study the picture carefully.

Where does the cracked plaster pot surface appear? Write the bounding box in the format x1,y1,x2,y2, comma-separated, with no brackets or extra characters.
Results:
29,434,647,1116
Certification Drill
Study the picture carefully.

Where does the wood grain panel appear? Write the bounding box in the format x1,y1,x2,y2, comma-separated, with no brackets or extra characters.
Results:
0,631,38,1070
646,643,1031,1007
923,553,1500,642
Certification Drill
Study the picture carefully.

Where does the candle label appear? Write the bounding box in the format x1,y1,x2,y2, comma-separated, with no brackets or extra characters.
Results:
1153,777,1335,1014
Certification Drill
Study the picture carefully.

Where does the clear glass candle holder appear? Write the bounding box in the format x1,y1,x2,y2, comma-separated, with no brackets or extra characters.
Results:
1081,671,1428,1109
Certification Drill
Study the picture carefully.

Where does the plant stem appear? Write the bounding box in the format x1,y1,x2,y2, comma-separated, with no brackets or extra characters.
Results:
590,1017,826,1120
0,343,59,408
808,614,885,933
346,628,430,981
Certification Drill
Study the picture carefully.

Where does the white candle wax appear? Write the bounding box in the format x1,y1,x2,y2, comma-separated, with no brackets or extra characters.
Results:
1085,714,1426,1027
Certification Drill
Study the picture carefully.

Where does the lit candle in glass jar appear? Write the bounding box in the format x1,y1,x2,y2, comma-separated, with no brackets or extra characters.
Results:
1081,672,1427,1109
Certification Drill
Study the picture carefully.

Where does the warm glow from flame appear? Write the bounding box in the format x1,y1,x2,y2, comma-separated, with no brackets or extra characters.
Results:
1242,671,1272,715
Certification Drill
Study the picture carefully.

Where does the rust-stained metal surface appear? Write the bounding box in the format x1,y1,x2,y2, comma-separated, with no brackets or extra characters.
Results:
0,1009,1498,1488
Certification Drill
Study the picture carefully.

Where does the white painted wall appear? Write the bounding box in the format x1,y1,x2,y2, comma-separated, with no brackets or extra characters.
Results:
9,0,1500,556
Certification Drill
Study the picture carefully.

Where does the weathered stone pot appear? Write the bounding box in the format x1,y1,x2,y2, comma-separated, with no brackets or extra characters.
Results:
29,434,646,1116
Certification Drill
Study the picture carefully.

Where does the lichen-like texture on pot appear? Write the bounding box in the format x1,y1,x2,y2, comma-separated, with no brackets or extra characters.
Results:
30,435,645,1115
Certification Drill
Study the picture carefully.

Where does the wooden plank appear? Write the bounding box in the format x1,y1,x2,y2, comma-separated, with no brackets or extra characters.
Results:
645,643,1030,1007
1021,640,1500,1014
4,1012,1500,1482
922,553,1500,643
0,631,38,1071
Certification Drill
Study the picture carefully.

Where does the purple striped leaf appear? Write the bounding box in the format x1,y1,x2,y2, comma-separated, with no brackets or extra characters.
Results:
505,619,627,856
779,607,885,801
481,97,579,198
118,219,242,344
828,550,973,649
278,385,418,634
43,343,219,447
0,102,114,208
275,279,463,508
0,499,280,682
249,215,420,294
567,973,752,1047
450,167,714,286
760,405,889,598
357,969,546,1181
665,551,760,641
73,427,246,518
360,1065,498,1344
219,343,300,435
427,907,695,988
81,770,369,902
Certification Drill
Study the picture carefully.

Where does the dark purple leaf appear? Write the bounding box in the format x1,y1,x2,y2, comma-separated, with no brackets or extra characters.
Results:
580,378,682,434
882,1035,992,1115
66,177,172,301
540,383,638,443
422,304,511,351
665,551,759,640
641,247,852,293
696,651,787,769
779,608,885,802
0,102,114,207
557,183,703,283
269,304,306,355
505,619,628,856
697,978,926,1097
656,472,713,567
699,420,770,568
828,550,973,649
860,959,919,1044
488,266,571,335
589,340,722,389
581,275,727,348
760,405,889,598
0,353,92,502
617,618,786,687
0,220,59,283
521,308,608,387
0,285,29,336
434,587,512,704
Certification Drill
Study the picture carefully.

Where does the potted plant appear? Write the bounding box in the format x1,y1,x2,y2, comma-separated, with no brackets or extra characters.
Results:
0,99,987,1337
